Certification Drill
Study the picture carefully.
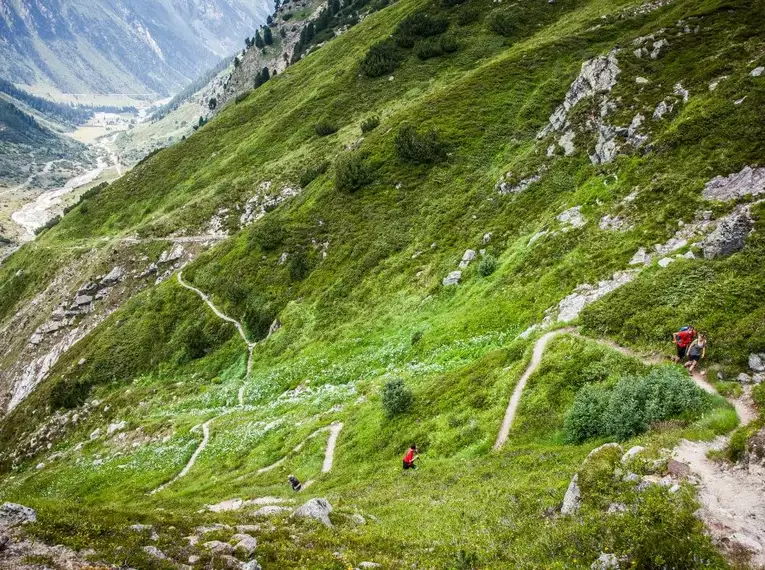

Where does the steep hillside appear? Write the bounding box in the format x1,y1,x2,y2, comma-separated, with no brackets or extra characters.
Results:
0,0,764,568
0,0,272,95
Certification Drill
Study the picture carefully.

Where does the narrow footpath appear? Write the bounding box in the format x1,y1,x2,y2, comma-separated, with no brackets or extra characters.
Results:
494,327,762,561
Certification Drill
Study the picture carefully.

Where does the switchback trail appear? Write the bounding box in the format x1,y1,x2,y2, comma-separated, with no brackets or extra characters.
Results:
254,422,344,476
150,273,256,494
494,327,761,561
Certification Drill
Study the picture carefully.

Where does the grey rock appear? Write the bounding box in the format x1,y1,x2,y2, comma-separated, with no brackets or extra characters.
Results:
557,271,637,322
702,166,765,201
253,505,291,517
74,294,93,306
350,513,366,525
750,354,765,373
621,446,645,464
607,502,627,513
751,67,765,78
459,249,476,269
233,534,258,556
561,473,581,515
0,503,37,526
726,532,763,555
702,207,753,259
242,561,263,570
358,563,381,569
442,270,462,286
158,244,184,264
623,472,640,484
557,206,586,228
653,100,672,120
203,540,235,555
650,38,668,59
496,171,543,195
293,497,333,527
482,232,493,244
559,130,576,155
0,533,9,552
739,373,753,384
591,552,621,569
100,266,124,286
658,257,674,268
539,50,620,137
143,546,168,560
629,247,651,266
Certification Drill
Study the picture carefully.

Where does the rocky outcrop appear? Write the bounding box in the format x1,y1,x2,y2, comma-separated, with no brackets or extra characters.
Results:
556,271,638,322
702,206,753,259
702,166,765,202
557,206,586,229
442,270,462,286
496,167,546,195
292,498,333,527
240,183,300,227
539,50,621,138
0,504,36,527
561,473,582,515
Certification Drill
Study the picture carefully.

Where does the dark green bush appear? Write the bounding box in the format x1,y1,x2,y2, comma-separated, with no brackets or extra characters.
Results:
249,218,286,251
477,254,498,277
394,124,446,164
440,34,459,53
487,8,515,36
360,116,380,133
395,12,449,39
414,37,444,60
361,40,401,77
334,152,372,192
382,378,413,417
314,120,338,136
34,215,61,235
442,0,467,7
564,367,710,443
456,6,481,25
289,250,311,281
299,161,329,187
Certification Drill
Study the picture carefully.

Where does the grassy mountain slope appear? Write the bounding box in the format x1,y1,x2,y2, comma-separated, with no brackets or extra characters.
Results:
0,0,764,568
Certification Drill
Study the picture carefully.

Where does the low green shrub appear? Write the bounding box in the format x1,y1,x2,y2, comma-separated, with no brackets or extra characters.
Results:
394,124,446,163
382,378,413,417
477,254,497,276
440,34,459,53
414,37,444,60
361,40,401,77
314,120,338,136
299,161,329,187
249,217,286,251
564,367,710,443
360,115,380,133
456,6,481,25
289,250,311,281
334,152,372,192
395,12,449,39
34,216,61,235
487,8,515,37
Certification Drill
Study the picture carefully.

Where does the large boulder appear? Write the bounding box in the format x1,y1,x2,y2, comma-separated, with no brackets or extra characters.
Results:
0,503,36,526
702,208,753,259
591,552,622,569
292,498,333,527
744,427,765,475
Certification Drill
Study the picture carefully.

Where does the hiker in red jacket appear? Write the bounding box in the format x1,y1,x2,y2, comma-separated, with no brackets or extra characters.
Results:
403,444,419,470
672,326,696,362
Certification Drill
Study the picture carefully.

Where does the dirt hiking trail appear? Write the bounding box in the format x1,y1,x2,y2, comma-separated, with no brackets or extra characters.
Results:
494,327,761,563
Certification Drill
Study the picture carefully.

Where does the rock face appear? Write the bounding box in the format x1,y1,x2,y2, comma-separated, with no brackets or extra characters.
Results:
561,473,582,514
233,533,258,556
539,50,621,137
0,503,36,526
203,540,235,555
591,553,621,569
702,207,753,259
292,498,333,527
459,249,477,269
702,166,765,202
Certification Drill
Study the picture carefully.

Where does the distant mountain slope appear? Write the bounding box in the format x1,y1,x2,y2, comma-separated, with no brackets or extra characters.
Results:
0,0,273,96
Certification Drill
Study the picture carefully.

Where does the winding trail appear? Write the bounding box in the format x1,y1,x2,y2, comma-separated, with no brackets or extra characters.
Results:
151,274,256,494
494,327,762,562
177,271,256,349
151,419,213,495
494,328,574,450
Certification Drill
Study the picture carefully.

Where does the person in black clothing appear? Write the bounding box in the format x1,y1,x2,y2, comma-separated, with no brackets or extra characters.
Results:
288,474,302,492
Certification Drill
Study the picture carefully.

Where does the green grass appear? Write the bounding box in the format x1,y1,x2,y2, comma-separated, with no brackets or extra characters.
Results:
1,0,764,567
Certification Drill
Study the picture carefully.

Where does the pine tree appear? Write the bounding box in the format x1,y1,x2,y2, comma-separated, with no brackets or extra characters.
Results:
262,67,271,82
254,30,265,48
267,15,273,25
264,27,273,45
